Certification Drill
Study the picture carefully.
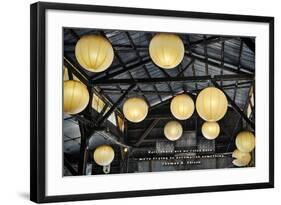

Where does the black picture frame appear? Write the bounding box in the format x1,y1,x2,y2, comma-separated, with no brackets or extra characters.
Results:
30,2,274,203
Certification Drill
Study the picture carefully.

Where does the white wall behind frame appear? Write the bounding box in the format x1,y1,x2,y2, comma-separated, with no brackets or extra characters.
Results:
0,0,279,205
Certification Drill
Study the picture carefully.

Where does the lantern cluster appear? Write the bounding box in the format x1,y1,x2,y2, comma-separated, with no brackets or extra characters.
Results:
232,131,255,167
162,94,194,141
196,87,228,140
75,33,186,74
64,33,186,115
64,32,254,171
121,87,229,142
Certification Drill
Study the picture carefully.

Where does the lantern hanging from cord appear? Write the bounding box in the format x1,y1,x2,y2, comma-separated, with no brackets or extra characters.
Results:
235,131,256,153
93,145,115,174
64,80,89,114
149,33,185,69
196,87,228,122
170,94,194,120
75,34,114,73
123,97,148,123
164,121,183,141
232,149,251,167
201,121,220,140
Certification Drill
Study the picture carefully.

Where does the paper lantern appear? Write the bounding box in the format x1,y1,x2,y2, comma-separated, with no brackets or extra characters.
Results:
123,97,148,123
93,145,115,166
201,121,220,140
63,67,69,81
235,131,255,152
63,66,81,82
75,35,114,73
170,94,194,120
196,87,228,122
149,33,184,69
164,121,183,141
232,149,251,167
64,80,89,114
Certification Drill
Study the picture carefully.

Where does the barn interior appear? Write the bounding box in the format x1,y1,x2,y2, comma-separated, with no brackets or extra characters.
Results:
63,28,255,176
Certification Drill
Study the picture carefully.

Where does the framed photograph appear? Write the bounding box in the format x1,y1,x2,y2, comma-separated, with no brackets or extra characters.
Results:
30,2,274,203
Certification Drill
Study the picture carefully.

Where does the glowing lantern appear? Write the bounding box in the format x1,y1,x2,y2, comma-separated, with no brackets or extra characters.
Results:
164,121,183,141
63,66,81,82
232,149,251,167
235,131,255,152
123,97,148,123
75,35,114,72
196,87,228,122
64,80,89,114
170,94,194,120
149,33,184,69
201,121,220,140
93,145,115,166
63,67,69,81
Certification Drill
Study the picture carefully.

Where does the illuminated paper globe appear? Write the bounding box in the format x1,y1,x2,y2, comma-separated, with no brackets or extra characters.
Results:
196,87,228,122
201,121,220,140
164,121,183,141
170,94,194,120
63,67,69,81
123,97,148,123
232,149,251,167
149,33,184,69
63,66,81,82
93,145,115,166
64,80,89,114
75,35,114,73
235,131,255,152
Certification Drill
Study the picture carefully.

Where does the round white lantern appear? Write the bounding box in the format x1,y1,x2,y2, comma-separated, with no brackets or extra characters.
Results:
164,121,183,141
235,131,255,152
64,80,89,114
170,94,194,120
93,145,115,166
75,35,114,73
149,33,184,69
201,121,220,140
196,87,228,122
123,97,148,123
232,149,251,167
